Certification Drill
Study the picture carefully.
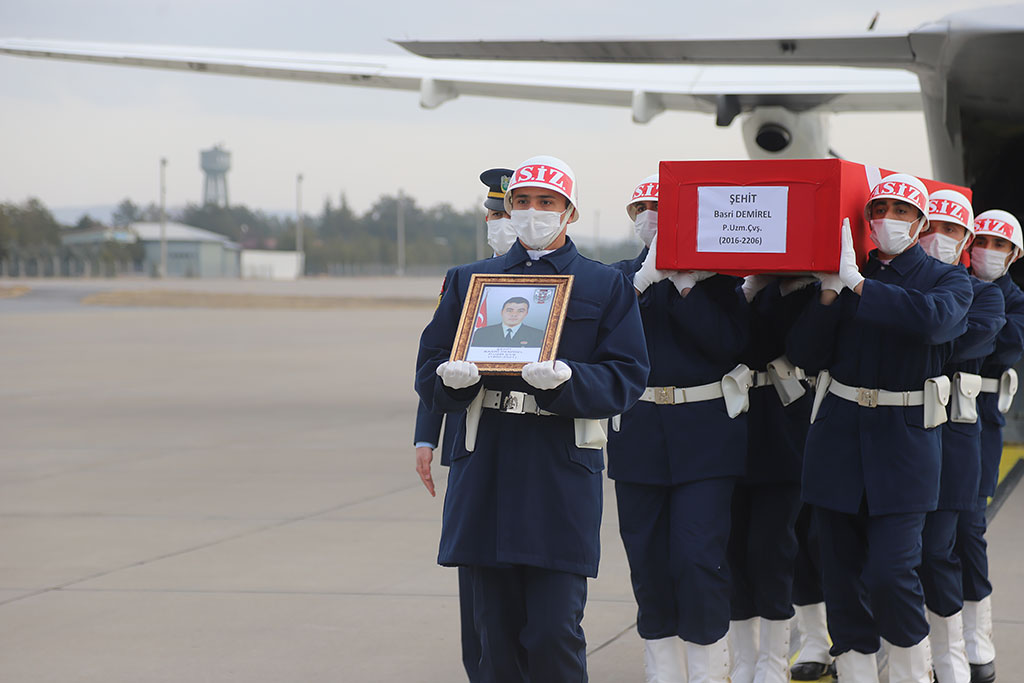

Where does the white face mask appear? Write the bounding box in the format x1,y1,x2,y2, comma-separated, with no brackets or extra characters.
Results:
870,217,920,256
511,208,566,250
486,217,517,256
919,232,963,265
634,211,658,247
971,247,1012,281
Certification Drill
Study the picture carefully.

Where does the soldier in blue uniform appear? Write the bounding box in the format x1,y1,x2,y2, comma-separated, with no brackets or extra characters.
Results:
915,191,1005,683
954,209,1024,683
415,155,649,683
787,174,973,683
727,273,817,683
607,174,752,683
413,166,514,682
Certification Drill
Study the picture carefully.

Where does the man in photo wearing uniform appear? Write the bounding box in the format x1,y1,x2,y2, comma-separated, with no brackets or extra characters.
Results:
415,155,649,682
788,174,973,683
607,174,751,683
469,296,545,348
413,166,515,683
955,209,1024,683
915,192,1005,683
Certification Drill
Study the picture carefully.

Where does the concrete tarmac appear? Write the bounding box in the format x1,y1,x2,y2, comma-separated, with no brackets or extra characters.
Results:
0,278,1021,681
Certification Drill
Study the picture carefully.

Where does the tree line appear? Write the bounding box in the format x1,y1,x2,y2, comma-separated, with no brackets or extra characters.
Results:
0,195,639,275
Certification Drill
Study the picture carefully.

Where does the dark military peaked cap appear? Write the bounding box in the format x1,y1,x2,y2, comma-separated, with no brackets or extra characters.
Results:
480,167,514,212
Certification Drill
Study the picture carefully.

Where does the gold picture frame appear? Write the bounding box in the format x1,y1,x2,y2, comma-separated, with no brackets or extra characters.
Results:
451,274,575,375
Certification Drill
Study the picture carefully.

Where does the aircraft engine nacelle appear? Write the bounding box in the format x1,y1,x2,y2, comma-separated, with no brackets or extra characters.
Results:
740,107,830,160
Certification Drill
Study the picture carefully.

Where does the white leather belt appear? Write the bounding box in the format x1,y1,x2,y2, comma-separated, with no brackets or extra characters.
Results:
980,377,1000,393
828,378,924,407
640,381,723,405
482,389,556,416
751,367,814,389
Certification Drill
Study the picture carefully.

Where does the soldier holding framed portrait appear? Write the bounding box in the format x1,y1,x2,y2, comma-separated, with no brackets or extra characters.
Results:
415,155,649,682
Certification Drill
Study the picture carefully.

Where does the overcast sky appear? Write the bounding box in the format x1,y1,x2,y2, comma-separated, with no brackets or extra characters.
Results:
0,0,992,242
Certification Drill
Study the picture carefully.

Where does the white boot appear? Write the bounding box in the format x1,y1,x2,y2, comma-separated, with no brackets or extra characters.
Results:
644,637,688,683
686,635,730,683
927,610,970,683
885,637,933,683
728,618,759,683
793,602,833,666
962,597,996,665
754,618,791,683
835,650,881,683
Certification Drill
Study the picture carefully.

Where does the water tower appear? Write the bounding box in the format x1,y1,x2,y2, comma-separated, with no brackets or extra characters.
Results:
200,145,231,207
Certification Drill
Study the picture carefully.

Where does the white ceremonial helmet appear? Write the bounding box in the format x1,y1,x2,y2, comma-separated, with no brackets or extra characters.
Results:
864,173,930,229
626,174,659,220
928,189,975,235
974,209,1024,259
504,155,579,224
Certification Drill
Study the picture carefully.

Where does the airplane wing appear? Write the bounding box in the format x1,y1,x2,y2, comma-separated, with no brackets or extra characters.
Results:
0,38,920,123
394,33,919,68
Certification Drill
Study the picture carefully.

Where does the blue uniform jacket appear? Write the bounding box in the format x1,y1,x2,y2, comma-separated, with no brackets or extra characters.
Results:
412,266,463,465
976,272,1024,496
415,238,650,578
787,244,973,515
743,281,817,485
937,274,1005,510
413,402,458,466
605,250,750,485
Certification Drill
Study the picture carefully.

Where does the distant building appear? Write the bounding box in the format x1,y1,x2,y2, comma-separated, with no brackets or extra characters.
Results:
241,250,304,280
61,221,241,278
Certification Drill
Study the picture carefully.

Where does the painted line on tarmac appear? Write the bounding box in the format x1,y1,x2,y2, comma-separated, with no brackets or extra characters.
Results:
988,459,1023,522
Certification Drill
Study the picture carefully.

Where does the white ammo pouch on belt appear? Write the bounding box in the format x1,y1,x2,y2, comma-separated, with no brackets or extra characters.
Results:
825,375,951,429
951,372,983,424
765,355,809,406
980,368,1019,414
638,364,752,419
464,388,606,451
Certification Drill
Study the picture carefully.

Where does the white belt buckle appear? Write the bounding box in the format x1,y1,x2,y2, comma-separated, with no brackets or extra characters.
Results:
501,391,528,414
857,388,878,408
653,386,676,405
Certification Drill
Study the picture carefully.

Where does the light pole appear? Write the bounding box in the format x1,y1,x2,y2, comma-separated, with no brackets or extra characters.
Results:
396,190,406,276
476,203,486,261
296,173,304,277
159,157,167,278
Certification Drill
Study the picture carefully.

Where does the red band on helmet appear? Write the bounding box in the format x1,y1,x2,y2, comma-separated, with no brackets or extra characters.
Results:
514,164,574,196
870,181,925,210
976,218,1014,239
631,182,659,200
929,199,969,224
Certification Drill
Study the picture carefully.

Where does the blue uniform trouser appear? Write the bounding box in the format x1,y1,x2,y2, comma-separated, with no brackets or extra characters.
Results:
728,481,801,621
954,496,993,602
469,565,588,683
615,477,735,644
816,503,928,655
458,566,481,682
920,509,964,617
792,503,825,606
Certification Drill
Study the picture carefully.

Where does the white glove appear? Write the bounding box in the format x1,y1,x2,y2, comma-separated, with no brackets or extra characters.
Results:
521,360,572,391
779,276,818,296
813,272,843,294
632,235,670,293
839,218,865,290
741,274,772,302
669,270,715,294
436,360,481,390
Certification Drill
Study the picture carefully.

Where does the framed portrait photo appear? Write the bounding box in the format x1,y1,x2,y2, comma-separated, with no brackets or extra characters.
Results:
451,274,574,375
